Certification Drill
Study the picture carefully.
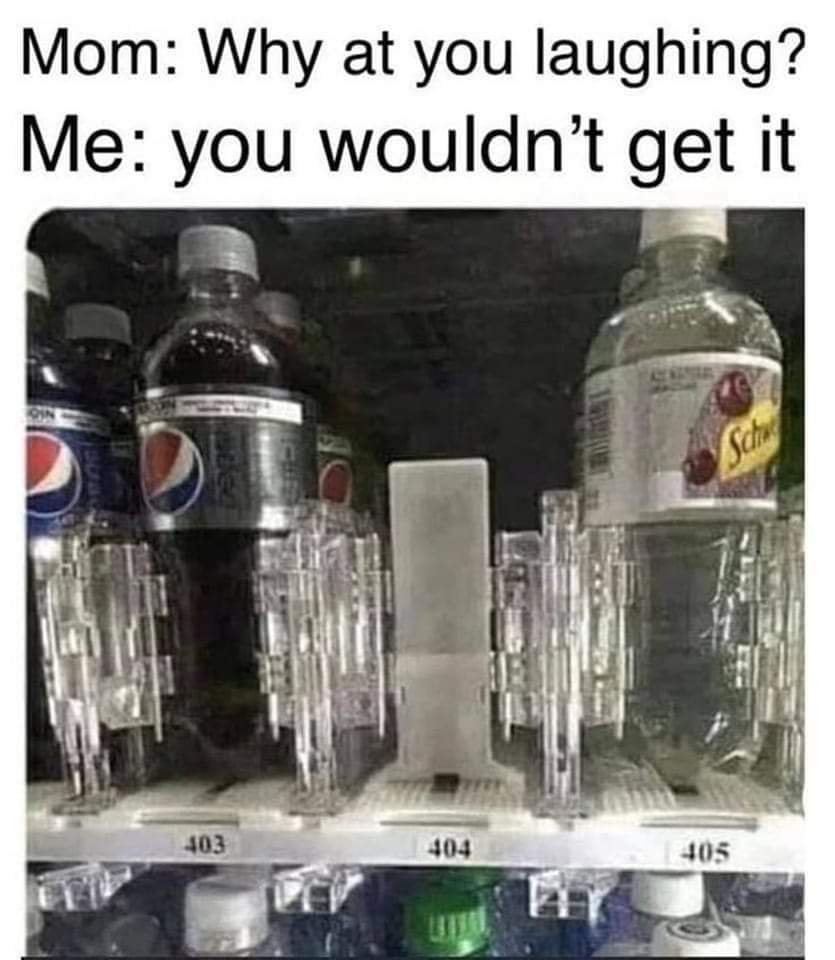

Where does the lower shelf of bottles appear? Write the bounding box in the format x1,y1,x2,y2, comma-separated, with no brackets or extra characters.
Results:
27,765,803,872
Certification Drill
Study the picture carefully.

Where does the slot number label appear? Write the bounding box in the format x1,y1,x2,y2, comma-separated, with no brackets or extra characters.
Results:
418,835,477,863
673,839,732,867
178,831,239,860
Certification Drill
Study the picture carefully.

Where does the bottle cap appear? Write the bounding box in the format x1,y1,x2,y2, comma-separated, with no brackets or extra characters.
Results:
184,874,269,955
631,872,704,919
639,209,727,251
65,303,132,345
27,252,49,300
404,887,490,957
178,225,259,281
93,913,168,956
256,291,301,333
651,919,740,957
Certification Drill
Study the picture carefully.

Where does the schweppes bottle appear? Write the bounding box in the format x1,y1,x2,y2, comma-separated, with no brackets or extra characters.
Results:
579,209,783,791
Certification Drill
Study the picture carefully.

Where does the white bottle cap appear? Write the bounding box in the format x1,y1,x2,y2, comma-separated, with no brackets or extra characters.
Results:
651,920,740,957
27,252,49,300
178,225,259,281
256,291,301,333
639,209,727,251
184,874,269,955
631,872,704,918
65,303,132,345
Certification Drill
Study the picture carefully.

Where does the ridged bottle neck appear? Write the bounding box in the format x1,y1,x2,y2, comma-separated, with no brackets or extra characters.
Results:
639,236,725,285
183,269,258,305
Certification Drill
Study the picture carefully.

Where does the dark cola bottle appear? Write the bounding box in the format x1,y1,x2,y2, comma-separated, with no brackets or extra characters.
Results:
65,303,138,530
255,290,355,507
26,251,110,781
137,225,317,777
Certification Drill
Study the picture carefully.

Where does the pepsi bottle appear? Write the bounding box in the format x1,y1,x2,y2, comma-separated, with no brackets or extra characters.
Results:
255,290,357,508
137,225,317,774
65,303,138,530
27,254,110,538
26,251,110,780
65,303,160,789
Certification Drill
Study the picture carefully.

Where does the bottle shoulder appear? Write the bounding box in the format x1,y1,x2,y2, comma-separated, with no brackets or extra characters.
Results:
140,304,295,391
27,342,88,405
585,283,782,376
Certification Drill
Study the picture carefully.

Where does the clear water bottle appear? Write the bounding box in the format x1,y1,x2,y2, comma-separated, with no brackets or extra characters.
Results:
580,209,782,791
593,872,706,956
714,873,804,956
183,873,284,957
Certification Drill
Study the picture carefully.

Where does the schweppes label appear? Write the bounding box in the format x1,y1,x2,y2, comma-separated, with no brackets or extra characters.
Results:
581,352,782,526
718,399,780,482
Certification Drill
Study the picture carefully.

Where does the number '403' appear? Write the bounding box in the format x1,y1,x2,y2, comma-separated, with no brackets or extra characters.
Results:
183,833,227,856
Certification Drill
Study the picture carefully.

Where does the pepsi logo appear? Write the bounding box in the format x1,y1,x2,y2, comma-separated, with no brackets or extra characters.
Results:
141,428,204,515
27,431,82,518
319,458,353,506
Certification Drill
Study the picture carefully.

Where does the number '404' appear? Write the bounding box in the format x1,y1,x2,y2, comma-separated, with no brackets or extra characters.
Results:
427,837,472,860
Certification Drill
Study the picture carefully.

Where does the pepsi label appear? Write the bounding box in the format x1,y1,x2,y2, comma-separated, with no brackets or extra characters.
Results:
26,403,110,537
317,425,354,506
136,387,315,532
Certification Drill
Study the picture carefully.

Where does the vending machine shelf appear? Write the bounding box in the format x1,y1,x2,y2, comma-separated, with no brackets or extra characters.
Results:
27,769,802,872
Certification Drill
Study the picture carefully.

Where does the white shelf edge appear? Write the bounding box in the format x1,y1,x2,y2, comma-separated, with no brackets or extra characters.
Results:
27,812,804,873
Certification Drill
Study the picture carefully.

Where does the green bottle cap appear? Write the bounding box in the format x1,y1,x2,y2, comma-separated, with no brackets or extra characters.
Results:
404,887,490,957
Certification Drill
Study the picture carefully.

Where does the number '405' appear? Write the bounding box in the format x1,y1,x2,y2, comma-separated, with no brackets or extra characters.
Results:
680,840,731,865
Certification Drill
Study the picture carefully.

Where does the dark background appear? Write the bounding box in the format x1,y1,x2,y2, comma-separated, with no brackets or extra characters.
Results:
28,208,804,531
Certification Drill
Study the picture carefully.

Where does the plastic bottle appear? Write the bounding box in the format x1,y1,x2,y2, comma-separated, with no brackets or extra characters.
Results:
65,302,138,529
594,872,706,957
64,302,161,791
281,884,377,958
107,866,197,954
256,290,354,507
137,226,317,773
26,252,110,782
715,873,804,956
35,872,171,958
183,873,284,957
580,210,783,790
27,252,110,537
403,884,491,957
